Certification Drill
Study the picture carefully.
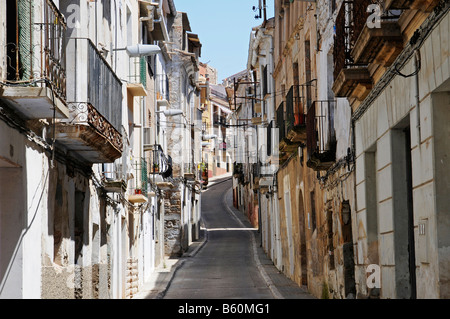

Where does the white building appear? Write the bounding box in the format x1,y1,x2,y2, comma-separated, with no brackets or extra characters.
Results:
0,0,189,299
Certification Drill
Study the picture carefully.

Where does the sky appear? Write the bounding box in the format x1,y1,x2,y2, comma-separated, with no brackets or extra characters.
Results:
174,0,274,83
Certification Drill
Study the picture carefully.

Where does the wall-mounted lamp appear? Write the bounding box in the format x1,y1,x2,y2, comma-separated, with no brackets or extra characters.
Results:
114,44,161,57
155,109,184,117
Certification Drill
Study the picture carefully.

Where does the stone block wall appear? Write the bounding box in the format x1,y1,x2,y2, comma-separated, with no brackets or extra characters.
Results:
164,190,183,256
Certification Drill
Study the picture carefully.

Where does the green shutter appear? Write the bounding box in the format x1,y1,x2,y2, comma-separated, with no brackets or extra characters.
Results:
18,0,34,81
141,158,148,194
140,57,147,87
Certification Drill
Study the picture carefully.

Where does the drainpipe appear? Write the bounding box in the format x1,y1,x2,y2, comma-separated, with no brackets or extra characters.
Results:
113,0,118,74
414,50,421,146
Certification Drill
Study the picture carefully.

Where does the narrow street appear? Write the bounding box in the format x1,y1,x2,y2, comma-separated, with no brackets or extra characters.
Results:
1,0,448,301
162,176,313,299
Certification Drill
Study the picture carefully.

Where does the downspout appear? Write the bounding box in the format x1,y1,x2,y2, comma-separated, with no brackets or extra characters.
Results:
269,31,280,266
414,50,421,145
95,0,98,46
113,0,117,74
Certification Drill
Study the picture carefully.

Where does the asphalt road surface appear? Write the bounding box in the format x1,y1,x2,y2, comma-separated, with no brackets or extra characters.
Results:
163,177,275,299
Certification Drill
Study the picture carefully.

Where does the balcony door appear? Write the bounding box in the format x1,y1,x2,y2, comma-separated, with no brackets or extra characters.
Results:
392,120,417,299
6,0,33,81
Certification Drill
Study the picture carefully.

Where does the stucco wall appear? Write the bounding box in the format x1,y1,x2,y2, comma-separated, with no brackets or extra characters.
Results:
354,10,449,298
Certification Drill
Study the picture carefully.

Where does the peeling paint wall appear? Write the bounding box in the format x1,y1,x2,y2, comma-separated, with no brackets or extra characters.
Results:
0,117,115,298
275,155,306,287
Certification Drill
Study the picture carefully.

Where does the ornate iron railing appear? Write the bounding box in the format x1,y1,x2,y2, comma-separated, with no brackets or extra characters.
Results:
285,80,317,133
334,0,403,79
66,37,122,132
67,102,123,152
4,0,66,100
129,57,148,86
130,157,148,195
333,1,355,80
147,144,171,176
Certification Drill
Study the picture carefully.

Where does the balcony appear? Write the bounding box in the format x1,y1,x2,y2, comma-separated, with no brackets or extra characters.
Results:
306,101,337,171
52,38,123,164
350,1,404,67
332,1,373,100
128,157,149,204
146,144,172,177
127,57,147,97
102,163,128,194
145,143,175,191
276,101,296,162
139,0,170,42
286,82,316,143
277,82,316,160
156,74,170,108
0,0,68,120
102,141,133,193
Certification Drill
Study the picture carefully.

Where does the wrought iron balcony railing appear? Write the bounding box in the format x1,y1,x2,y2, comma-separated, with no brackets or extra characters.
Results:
334,0,403,79
147,144,172,177
52,38,123,163
131,157,148,195
4,0,67,100
128,56,148,86
306,100,337,171
277,81,317,156
66,102,124,153
66,37,122,132
285,81,317,133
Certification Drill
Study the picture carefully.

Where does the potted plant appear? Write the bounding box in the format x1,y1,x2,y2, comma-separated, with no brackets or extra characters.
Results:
153,163,159,173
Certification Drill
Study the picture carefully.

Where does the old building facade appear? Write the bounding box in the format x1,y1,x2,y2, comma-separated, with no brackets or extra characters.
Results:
334,0,450,299
236,0,450,299
0,0,203,299
198,63,233,181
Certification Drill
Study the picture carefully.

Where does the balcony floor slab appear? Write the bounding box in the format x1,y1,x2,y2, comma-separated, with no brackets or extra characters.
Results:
53,123,122,164
0,87,69,119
